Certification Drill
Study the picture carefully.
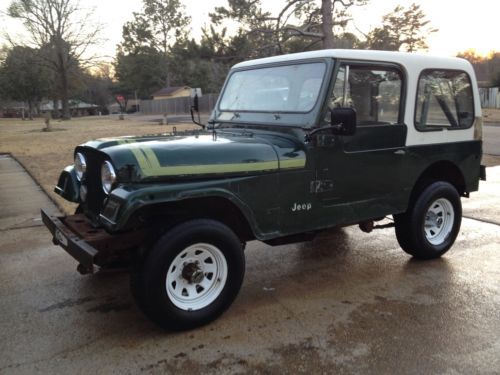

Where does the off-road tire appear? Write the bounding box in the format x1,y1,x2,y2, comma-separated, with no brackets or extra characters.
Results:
131,219,245,330
394,181,462,259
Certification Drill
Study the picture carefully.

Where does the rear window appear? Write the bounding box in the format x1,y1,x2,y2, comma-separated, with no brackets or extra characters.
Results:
415,70,474,130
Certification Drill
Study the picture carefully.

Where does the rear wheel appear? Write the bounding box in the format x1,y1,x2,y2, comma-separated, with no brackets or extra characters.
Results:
131,219,245,330
394,181,462,259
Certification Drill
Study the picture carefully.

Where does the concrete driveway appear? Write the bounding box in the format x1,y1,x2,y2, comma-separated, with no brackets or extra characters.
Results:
484,124,500,156
0,156,499,374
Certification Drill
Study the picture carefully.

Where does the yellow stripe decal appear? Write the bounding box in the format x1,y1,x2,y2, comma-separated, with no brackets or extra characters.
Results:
145,161,280,176
126,146,305,177
128,147,152,173
142,147,163,170
280,158,306,169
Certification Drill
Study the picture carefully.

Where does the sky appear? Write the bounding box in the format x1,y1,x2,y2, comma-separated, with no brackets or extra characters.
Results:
1,0,499,61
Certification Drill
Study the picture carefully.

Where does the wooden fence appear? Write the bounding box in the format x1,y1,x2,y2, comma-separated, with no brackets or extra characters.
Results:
479,87,500,108
140,94,219,115
141,89,500,112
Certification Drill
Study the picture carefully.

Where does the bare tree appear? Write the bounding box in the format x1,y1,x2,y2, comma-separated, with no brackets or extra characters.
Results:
281,0,367,49
210,0,368,55
8,0,102,119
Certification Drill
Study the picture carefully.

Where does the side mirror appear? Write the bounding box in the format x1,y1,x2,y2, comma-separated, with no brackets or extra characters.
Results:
330,107,356,136
190,93,205,128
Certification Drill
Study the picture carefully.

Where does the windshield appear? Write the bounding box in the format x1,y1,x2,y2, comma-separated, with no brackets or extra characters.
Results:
219,62,326,113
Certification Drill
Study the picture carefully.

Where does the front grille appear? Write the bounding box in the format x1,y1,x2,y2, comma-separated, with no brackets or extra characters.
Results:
77,146,107,222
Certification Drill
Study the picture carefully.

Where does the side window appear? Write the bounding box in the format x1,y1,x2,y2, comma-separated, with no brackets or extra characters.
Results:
415,70,474,129
328,64,403,125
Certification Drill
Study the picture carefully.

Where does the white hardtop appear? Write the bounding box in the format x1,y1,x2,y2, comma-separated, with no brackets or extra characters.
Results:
233,49,473,74
232,49,480,147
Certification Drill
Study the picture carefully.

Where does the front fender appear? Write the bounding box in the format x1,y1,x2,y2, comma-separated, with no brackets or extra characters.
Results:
100,179,265,238
54,165,80,203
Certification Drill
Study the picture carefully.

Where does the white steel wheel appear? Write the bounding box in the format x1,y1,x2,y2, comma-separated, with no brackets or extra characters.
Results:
166,243,228,311
424,198,455,245
131,219,245,330
394,181,462,260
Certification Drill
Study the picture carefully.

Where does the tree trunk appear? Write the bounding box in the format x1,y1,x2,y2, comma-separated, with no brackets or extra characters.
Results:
52,99,59,119
321,0,335,49
28,100,34,120
56,45,71,120
165,54,170,87
162,34,170,87
60,68,71,120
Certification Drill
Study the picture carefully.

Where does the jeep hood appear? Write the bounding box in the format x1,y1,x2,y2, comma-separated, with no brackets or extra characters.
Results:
79,133,306,181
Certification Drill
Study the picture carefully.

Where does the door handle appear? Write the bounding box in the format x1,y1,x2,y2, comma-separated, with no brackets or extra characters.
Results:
394,149,406,155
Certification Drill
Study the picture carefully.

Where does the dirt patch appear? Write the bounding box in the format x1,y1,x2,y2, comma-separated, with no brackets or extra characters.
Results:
39,296,96,312
0,116,196,214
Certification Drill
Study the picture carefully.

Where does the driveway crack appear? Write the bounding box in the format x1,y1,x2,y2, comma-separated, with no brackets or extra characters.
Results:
463,215,500,226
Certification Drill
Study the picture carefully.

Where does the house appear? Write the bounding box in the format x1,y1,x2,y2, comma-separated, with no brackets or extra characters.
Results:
151,86,191,100
40,100,99,117
0,101,25,118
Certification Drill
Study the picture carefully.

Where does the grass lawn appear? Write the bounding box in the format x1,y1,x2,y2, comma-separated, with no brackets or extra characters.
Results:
1,111,499,215
0,115,195,214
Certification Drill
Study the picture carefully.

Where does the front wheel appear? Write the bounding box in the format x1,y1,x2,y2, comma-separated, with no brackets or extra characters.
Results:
394,181,462,259
131,219,245,330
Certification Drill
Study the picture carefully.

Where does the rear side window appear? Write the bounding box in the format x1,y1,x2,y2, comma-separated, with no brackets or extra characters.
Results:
415,70,474,130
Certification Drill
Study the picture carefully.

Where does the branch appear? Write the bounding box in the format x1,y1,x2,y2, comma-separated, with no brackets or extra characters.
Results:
247,28,276,35
284,26,323,39
276,0,304,29
303,38,323,50
351,21,369,38
333,0,355,7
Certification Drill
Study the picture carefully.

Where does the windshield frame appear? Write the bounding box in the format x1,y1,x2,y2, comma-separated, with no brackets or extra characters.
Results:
217,60,329,115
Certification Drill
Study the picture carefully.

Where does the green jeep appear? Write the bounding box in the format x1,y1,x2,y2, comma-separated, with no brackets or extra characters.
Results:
42,49,486,330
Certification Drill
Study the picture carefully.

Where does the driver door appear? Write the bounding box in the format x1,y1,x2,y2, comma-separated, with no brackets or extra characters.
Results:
312,62,409,228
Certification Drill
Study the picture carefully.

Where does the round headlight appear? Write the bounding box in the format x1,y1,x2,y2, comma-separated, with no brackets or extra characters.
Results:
74,153,86,181
101,161,116,194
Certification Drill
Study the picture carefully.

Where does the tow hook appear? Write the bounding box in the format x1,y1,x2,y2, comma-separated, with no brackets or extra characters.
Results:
359,221,375,233
77,263,95,275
